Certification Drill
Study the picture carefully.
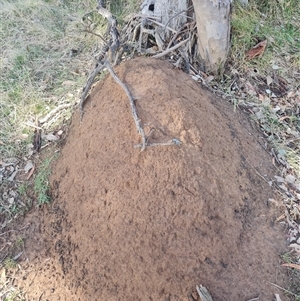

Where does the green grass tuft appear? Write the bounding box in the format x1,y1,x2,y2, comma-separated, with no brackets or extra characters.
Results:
3,258,18,270
34,155,56,204
231,0,300,82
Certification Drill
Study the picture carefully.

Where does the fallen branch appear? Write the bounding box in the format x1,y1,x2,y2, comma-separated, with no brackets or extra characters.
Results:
103,60,147,151
79,63,106,121
96,1,119,59
80,1,120,121
152,37,190,58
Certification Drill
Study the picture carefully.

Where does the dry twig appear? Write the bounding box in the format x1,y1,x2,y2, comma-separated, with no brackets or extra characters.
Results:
134,138,182,149
269,282,297,297
196,285,214,301
103,60,147,151
79,63,106,121
152,37,190,59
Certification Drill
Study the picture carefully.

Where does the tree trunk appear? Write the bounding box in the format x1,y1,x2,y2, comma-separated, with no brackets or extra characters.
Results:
140,0,232,73
192,0,231,72
140,0,188,41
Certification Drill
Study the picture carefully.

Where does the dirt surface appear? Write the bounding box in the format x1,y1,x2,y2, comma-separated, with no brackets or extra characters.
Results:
14,58,288,300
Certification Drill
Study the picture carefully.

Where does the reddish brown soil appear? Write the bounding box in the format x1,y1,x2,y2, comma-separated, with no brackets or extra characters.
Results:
15,58,288,300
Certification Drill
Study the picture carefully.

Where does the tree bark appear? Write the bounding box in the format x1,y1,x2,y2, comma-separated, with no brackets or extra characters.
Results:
140,0,188,41
192,0,231,72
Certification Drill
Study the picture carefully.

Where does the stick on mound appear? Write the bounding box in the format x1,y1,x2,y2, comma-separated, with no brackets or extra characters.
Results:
38,58,286,301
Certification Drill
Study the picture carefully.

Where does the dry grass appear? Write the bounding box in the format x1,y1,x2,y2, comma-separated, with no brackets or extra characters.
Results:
230,1,300,298
0,0,99,158
0,0,103,222
229,0,300,178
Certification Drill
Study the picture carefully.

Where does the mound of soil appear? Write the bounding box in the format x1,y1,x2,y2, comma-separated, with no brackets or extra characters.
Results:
20,58,287,300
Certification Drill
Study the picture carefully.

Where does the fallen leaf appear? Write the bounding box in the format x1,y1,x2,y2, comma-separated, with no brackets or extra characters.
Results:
285,174,296,184
266,75,273,86
24,161,34,173
8,197,14,205
8,170,18,181
62,80,75,86
275,294,282,301
274,176,285,183
192,75,201,81
0,268,6,282
196,285,214,301
245,40,267,60
45,133,59,141
245,81,257,96
289,243,300,254
27,165,35,180
276,214,285,222
272,65,280,70
281,263,300,270
206,76,215,83
278,184,288,192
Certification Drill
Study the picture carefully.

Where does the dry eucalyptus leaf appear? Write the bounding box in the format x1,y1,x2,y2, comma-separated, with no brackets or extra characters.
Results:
0,268,6,282
245,40,267,60
258,94,265,101
289,243,300,254
24,160,34,173
62,80,76,86
27,165,35,180
281,263,300,271
279,184,288,192
245,81,257,96
266,75,273,86
8,170,18,181
274,176,284,183
206,76,215,83
285,174,296,184
196,285,214,301
275,294,282,301
45,133,59,141
8,197,14,205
